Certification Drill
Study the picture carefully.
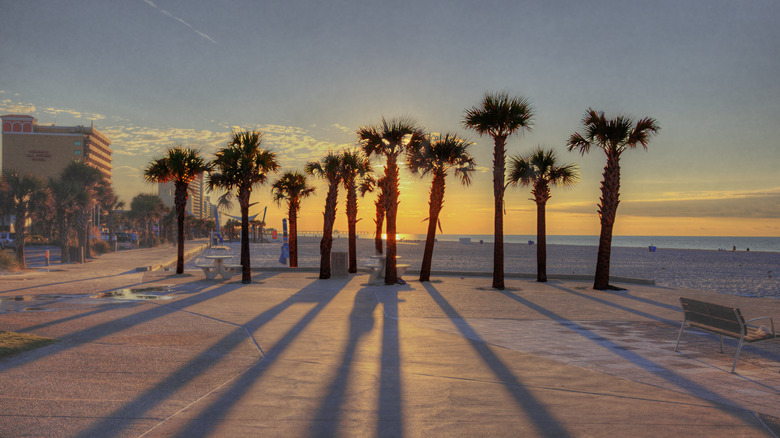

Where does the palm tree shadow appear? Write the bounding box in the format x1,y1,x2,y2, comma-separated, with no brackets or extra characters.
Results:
155,276,353,438
421,282,570,438
497,288,767,417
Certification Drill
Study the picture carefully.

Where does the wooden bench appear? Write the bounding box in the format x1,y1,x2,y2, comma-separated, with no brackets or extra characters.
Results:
675,297,777,373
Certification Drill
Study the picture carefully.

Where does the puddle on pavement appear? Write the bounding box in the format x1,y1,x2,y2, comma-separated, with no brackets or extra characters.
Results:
92,286,173,301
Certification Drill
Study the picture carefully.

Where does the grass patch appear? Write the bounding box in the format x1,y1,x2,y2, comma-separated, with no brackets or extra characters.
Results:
0,331,57,359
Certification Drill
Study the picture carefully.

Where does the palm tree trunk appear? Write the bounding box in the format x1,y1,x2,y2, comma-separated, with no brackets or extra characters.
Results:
174,182,188,274
492,136,507,289
289,201,299,268
536,200,547,282
320,183,338,279
420,173,445,282
346,183,358,273
374,201,384,255
14,207,27,270
384,157,399,285
593,155,621,290
239,190,252,283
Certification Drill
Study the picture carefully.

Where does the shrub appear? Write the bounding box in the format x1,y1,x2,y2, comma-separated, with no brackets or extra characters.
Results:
0,249,20,272
91,238,111,254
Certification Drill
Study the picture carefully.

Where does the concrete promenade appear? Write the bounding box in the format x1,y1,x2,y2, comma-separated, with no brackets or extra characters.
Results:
1,242,779,437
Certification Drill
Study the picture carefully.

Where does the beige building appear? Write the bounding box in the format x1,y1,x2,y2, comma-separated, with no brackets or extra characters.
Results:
1,114,112,181
158,173,209,219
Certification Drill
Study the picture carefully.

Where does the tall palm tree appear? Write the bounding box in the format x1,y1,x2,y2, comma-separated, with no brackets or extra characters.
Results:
0,170,48,269
305,152,342,279
271,171,316,268
464,92,534,290
60,162,103,260
144,146,210,274
567,109,659,290
340,149,373,273
406,134,476,282
48,177,80,263
509,147,579,282
358,117,425,285
208,130,279,283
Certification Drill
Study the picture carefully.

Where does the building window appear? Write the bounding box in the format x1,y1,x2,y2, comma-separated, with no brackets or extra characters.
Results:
74,150,82,155
74,141,81,146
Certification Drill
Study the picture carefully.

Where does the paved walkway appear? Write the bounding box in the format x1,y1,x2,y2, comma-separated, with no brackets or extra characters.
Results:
1,243,779,437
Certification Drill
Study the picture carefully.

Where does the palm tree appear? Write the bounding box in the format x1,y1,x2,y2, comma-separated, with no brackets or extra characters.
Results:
144,146,210,274
464,92,534,290
48,177,84,263
60,162,103,260
407,133,476,282
305,152,342,279
272,171,315,268
129,193,167,247
208,131,279,283
340,149,373,273
358,117,425,285
567,109,659,290
358,174,384,255
0,170,48,269
509,147,579,282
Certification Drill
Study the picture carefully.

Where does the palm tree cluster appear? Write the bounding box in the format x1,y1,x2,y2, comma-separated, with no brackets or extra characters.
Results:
0,161,131,268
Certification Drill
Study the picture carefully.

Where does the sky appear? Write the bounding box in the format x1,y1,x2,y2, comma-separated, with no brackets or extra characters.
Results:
1,0,778,237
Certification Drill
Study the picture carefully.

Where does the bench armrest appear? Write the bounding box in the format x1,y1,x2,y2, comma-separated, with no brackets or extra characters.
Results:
744,316,775,334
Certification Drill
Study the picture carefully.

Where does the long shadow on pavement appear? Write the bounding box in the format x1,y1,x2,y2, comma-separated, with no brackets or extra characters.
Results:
422,282,571,438
498,287,769,421
153,275,353,438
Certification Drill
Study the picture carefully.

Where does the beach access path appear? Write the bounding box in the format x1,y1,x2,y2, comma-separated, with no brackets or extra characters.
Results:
1,240,780,437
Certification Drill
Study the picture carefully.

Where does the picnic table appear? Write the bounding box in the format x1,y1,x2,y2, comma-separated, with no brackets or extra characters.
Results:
366,255,410,284
199,255,240,280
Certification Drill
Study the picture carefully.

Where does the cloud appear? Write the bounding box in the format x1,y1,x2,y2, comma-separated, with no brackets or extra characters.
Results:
551,187,780,219
0,98,36,114
42,107,104,121
102,124,227,157
141,0,217,44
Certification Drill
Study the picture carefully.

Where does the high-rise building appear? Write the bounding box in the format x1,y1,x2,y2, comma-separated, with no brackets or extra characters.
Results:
1,114,112,181
158,173,207,219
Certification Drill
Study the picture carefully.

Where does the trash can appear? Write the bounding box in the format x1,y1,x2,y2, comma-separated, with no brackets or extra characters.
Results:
331,252,348,277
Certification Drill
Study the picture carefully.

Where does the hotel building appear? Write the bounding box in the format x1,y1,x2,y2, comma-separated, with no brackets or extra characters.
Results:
1,114,112,181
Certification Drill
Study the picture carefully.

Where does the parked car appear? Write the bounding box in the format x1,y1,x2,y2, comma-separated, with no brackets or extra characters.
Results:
0,232,16,250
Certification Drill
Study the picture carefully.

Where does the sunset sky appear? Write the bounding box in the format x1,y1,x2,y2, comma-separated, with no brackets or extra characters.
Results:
1,0,778,237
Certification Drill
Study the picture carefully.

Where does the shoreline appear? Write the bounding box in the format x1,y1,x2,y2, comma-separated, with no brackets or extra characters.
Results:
187,236,779,298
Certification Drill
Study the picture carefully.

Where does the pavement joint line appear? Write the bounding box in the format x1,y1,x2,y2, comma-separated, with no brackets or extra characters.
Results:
135,358,267,438
148,300,266,357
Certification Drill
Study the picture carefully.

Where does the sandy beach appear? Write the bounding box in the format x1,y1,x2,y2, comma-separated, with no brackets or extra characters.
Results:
188,236,780,298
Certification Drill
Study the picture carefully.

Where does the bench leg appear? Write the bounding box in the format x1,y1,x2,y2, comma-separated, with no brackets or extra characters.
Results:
202,268,218,280
674,322,686,352
731,338,745,373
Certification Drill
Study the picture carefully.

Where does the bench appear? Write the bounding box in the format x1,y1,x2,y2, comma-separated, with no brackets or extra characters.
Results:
675,297,777,373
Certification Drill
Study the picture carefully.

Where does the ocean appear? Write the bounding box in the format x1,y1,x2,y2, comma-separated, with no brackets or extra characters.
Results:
393,234,780,253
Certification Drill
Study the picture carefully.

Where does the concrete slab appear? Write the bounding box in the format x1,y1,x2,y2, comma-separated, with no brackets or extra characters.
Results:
1,244,779,437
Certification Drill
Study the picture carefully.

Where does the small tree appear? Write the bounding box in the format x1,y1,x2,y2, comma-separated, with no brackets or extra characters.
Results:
208,131,279,284
464,92,534,290
0,170,48,269
406,134,476,282
272,171,316,268
358,117,425,284
340,149,373,273
509,147,579,282
567,109,659,290
305,152,342,279
144,146,210,274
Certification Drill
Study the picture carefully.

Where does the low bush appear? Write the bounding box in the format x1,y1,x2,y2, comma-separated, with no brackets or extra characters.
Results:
91,238,111,254
0,249,20,272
